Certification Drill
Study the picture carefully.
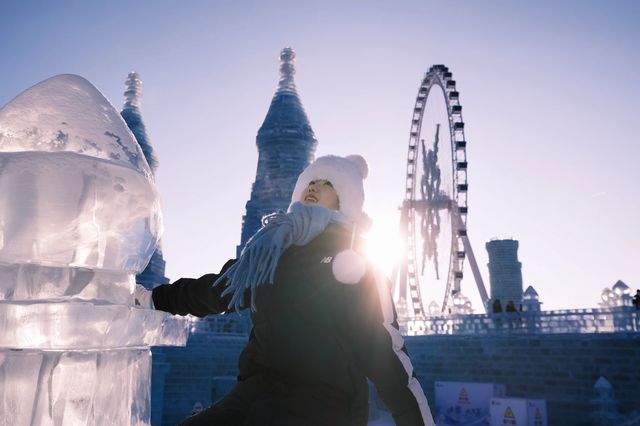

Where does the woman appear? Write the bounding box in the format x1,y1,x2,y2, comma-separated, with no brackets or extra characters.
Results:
143,154,434,426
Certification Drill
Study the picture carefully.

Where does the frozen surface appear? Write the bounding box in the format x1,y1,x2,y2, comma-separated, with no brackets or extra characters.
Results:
0,152,161,273
0,75,186,425
0,263,134,305
0,349,152,426
0,73,161,286
0,302,187,349
0,74,151,176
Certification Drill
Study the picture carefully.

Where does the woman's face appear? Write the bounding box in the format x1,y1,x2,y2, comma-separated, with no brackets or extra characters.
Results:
300,179,339,210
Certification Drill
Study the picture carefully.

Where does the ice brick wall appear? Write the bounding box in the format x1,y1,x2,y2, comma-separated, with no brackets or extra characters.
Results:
154,328,640,425
156,323,247,426
405,332,640,426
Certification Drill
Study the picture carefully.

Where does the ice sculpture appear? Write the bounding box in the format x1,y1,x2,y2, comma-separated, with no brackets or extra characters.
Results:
0,75,188,425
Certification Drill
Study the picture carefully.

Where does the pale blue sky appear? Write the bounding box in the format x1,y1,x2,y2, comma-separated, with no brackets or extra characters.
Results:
1,0,638,310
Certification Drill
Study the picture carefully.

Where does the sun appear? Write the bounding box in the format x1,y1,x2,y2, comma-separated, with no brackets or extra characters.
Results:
361,210,403,277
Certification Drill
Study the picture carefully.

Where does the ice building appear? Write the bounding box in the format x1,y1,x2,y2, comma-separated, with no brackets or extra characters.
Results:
120,72,170,290
0,74,187,425
522,285,542,312
600,279,634,308
486,238,523,309
237,47,318,255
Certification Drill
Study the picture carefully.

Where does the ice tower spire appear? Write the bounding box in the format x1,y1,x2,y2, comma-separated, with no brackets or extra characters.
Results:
238,47,318,255
120,72,169,289
123,71,142,109
121,72,158,172
277,47,297,93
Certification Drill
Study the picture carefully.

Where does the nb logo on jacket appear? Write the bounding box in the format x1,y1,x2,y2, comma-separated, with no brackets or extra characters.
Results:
320,256,333,264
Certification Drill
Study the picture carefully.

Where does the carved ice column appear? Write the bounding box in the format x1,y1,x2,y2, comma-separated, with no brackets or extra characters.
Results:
0,74,187,425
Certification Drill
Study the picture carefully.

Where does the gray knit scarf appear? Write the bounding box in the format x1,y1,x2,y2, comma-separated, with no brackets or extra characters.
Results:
214,202,351,312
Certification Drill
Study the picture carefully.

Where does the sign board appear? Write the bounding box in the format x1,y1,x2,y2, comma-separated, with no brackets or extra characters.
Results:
435,381,506,426
489,398,547,426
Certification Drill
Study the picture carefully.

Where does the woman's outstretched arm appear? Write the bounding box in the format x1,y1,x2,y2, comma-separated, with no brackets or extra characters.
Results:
151,259,237,317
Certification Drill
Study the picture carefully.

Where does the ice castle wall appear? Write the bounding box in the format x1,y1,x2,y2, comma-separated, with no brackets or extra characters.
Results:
156,319,248,426
158,329,640,425
406,332,640,425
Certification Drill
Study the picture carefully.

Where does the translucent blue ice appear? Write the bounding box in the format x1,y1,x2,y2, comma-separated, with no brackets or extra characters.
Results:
0,75,162,276
0,74,152,175
0,75,186,425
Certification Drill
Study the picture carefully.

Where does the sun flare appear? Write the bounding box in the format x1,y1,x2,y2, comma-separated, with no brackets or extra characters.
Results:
362,211,403,277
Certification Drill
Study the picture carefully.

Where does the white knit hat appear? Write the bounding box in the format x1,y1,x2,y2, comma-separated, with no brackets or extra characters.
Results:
290,154,371,285
289,154,369,225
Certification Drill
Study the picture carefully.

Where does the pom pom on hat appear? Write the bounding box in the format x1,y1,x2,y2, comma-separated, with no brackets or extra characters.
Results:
290,154,369,225
345,155,368,179
332,249,367,284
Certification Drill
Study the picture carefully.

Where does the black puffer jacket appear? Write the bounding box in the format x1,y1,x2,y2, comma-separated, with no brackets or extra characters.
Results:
152,223,433,426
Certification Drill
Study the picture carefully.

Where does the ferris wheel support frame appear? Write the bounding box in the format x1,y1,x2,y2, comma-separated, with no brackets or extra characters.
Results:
452,208,490,311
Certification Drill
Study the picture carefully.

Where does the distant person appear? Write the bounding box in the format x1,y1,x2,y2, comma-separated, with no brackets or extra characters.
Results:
137,155,435,425
491,299,503,328
505,300,519,329
633,290,640,310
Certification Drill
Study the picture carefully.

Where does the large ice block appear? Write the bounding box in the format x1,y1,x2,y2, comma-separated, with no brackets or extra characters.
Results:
0,74,161,275
0,74,187,426
0,263,135,305
0,152,161,273
0,349,154,426
0,74,152,175
0,302,187,349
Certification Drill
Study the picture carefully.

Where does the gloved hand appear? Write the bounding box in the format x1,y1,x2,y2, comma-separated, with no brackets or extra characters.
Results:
134,284,154,309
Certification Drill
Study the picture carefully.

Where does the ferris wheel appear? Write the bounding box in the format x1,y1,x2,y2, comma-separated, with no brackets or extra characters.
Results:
393,65,489,329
